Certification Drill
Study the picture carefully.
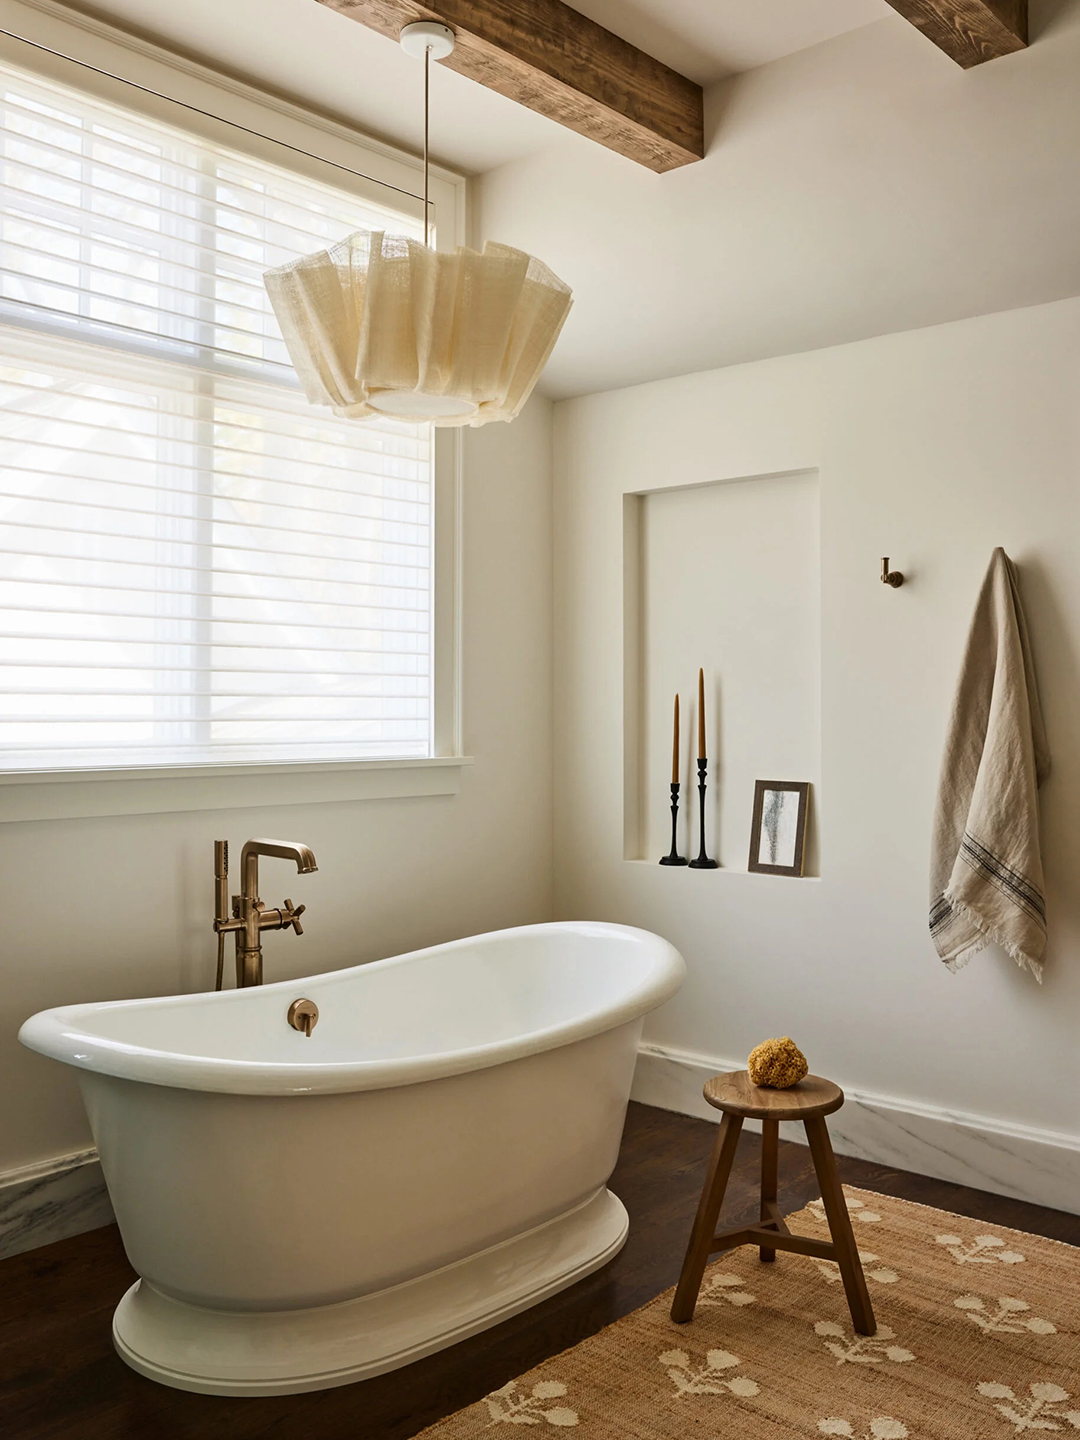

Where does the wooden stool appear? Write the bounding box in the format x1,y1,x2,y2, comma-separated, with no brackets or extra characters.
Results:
671,1071,876,1335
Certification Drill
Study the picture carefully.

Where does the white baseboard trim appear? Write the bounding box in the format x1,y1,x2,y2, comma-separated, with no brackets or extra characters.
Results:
631,1043,1080,1216
0,1147,114,1259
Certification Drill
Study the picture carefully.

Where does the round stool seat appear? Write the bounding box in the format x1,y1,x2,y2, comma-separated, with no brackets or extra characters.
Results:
703,1070,844,1123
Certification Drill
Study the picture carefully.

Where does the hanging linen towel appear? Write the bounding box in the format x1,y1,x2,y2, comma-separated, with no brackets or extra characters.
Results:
929,548,1050,980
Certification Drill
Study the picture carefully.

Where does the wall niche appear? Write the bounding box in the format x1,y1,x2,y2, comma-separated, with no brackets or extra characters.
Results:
623,469,821,872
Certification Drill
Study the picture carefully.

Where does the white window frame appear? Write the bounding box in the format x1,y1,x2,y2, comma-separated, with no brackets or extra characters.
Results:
0,0,469,821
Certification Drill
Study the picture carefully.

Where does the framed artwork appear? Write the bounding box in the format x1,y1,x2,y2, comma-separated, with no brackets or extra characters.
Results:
748,780,810,877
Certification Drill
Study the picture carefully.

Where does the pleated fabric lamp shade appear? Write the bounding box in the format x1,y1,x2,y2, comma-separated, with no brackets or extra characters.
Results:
265,230,572,427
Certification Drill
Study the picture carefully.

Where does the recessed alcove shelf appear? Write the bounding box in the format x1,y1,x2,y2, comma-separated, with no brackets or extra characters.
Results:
622,859,822,882
623,469,821,872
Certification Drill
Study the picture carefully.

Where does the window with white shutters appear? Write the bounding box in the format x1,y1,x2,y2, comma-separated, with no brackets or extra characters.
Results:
0,62,432,771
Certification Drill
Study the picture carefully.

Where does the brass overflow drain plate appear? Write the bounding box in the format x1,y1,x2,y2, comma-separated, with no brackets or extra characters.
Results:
287,998,319,1037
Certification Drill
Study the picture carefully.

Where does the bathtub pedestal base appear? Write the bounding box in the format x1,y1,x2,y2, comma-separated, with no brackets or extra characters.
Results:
112,1187,629,1396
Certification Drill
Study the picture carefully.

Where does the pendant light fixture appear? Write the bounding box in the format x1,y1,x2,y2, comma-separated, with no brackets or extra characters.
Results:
264,22,573,427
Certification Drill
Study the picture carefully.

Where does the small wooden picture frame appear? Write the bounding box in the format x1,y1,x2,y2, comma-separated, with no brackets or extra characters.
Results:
748,781,810,877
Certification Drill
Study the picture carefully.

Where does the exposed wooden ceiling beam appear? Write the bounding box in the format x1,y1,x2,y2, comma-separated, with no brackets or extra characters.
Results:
883,0,1027,67
316,0,704,173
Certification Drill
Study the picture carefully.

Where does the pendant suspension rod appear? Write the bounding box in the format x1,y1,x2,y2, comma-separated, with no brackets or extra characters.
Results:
424,43,430,248
400,21,453,243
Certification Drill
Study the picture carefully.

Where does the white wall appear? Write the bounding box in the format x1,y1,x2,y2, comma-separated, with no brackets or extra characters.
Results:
552,298,1080,1195
1,398,555,1174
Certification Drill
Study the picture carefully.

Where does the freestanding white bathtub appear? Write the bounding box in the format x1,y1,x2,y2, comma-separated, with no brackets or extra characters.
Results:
20,921,684,1396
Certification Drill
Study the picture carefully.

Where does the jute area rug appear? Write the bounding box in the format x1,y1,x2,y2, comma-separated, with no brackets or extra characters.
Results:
418,1187,1080,1439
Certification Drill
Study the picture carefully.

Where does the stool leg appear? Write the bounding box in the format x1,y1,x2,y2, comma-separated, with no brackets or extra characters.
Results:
760,1118,779,1262
804,1116,876,1336
671,1114,743,1323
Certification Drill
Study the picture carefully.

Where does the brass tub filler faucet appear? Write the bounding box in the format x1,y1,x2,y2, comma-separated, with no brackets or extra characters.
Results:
213,839,318,989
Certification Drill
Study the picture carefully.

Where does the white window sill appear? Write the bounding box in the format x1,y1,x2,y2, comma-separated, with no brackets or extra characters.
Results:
0,756,473,824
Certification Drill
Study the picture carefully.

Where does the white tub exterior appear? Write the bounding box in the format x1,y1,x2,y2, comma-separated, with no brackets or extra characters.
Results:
20,921,684,1395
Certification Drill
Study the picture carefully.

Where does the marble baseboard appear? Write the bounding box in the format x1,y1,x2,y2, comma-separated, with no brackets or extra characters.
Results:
0,1147,114,1259
631,1043,1080,1216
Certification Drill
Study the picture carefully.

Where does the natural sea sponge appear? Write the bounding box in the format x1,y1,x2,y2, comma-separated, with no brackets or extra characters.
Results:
747,1037,808,1089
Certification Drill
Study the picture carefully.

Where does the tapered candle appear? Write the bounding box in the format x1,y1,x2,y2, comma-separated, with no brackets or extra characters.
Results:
671,693,680,783
697,668,706,760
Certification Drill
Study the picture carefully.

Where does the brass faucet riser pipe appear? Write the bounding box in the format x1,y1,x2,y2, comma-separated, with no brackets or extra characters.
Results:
240,888,262,980
238,947,262,988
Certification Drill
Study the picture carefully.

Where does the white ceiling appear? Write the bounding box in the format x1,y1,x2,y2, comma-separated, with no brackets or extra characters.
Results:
568,0,889,84
60,0,888,172
51,0,1080,401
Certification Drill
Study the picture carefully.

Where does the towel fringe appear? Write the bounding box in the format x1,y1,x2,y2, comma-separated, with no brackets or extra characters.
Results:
943,890,1044,983
942,945,982,975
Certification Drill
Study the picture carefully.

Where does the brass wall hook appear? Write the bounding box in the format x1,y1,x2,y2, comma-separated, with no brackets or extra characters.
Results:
881,558,904,588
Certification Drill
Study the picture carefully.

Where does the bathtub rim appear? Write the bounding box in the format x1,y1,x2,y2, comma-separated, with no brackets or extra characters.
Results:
19,920,684,1097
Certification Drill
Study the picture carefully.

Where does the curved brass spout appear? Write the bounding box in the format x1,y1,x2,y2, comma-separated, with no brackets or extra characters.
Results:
240,839,318,894
215,838,318,989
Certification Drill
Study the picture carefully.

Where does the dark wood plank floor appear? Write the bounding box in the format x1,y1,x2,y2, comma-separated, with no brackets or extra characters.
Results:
2,1101,1077,1440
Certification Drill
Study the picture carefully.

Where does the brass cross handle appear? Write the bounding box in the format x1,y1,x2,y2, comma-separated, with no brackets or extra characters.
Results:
282,899,306,935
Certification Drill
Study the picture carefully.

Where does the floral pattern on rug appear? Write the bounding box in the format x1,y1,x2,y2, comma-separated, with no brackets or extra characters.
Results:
657,1346,761,1398
955,1295,1056,1336
937,1233,1026,1265
482,1380,579,1428
814,1320,915,1367
808,1197,881,1226
813,1251,899,1286
975,1380,1080,1432
697,1271,756,1307
417,1187,1080,1440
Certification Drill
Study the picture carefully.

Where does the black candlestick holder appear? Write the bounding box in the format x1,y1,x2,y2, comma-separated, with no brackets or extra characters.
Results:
659,782,688,865
688,758,719,868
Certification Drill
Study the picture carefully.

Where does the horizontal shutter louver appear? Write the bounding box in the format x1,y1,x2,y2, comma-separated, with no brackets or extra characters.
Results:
0,63,433,771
